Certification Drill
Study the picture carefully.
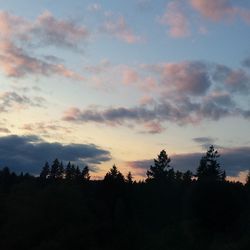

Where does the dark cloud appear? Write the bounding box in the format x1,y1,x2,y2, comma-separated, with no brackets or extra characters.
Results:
0,135,111,174
193,137,215,144
213,64,250,94
242,56,250,68
63,93,245,132
128,147,250,178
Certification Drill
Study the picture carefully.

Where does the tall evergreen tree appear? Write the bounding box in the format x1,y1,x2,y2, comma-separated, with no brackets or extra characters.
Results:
81,166,90,181
104,165,125,184
50,158,61,179
126,171,133,184
196,145,226,182
146,149,172,182
40,162,50,179
65,162,73,181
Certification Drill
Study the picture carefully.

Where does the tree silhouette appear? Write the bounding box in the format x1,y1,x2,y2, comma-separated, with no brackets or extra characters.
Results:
104,165,125,184
146,149,172,182
50,158,63,179
246,170,250,186
126,171,133,184
182,170,193,184
196,145,226,182
81,166,90,181
40,162,50,179
65,162,73,181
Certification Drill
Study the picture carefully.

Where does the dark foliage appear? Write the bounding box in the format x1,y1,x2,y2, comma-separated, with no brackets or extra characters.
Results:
0,146,250,250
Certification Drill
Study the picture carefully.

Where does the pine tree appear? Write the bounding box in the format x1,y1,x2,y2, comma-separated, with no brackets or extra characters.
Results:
81,166,90,181
50,158,61,179
40,162,50,179
65,162,73,181
183,170,193,184
146,150,172,182
104,165,125,184
196,145,226,182
126,171,133,184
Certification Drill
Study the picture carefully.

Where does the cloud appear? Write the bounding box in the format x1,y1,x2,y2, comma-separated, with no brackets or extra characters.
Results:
21,122,72,139
142,121,166,134
193,136,217,149
0,11,86,79
0,135,111,174
31,11,89,50
0,128,10,133
63,106,156,126
193,137,215,144
160,61,211,96
87,3,102,12
64,60,250,133
213,64,250,94
0,91,45,112
242,56,250,68
127,146,250,178
101,14,141,43
62,91,246,133
189,0,250,23
160,1,190,38
122,67,139,85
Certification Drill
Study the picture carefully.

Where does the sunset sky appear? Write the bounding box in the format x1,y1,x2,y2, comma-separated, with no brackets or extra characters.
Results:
0,0,250,181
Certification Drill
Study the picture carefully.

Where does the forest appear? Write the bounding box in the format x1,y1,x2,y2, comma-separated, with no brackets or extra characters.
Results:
0,145,250,250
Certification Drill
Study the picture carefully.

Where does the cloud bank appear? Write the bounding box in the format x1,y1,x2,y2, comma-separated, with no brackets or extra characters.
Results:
0,135,111,174
63,60,250,133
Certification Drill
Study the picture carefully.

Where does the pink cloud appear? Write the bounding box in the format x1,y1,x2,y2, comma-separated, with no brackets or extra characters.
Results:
33,11,89,49
143,121,165,134
0,40,84,79
190,0,250,23
139,96,154,105
0,11,87,79
63,107,82,121
160,1,190,38
102,15,141,43
160,61,211,96
122,67,139,85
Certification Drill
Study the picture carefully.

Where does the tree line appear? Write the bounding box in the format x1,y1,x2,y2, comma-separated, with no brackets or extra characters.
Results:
0,145,250,250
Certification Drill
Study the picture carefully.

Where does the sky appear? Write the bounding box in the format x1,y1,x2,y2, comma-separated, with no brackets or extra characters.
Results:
0,0,250,181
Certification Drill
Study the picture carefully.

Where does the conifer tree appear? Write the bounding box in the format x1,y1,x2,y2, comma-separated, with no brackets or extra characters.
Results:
146,150,172,182
81,166,90,181
196,145,226,182
40,162,50,179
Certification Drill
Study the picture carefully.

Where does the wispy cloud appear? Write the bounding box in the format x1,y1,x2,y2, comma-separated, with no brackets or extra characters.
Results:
101,14,142,43
189,0,250,23
160,1,190,38
0,11,87,79
0,91,46,112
